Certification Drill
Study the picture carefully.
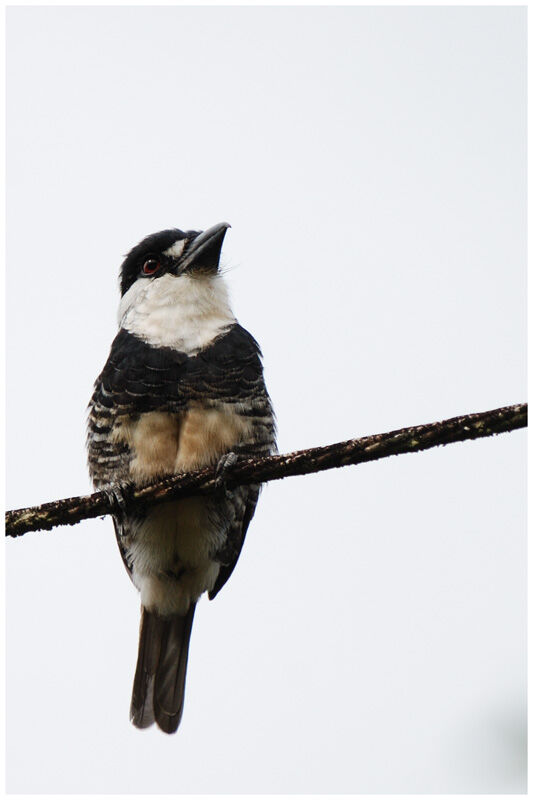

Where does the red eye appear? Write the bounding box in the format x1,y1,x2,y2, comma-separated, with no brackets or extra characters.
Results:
142,259,160,275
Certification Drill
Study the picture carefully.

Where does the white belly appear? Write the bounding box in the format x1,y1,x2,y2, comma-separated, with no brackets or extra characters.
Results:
112,404,253,615
128,497,223,615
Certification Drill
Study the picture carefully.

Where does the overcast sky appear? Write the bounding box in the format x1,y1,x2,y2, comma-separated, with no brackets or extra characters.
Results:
6,5,526,794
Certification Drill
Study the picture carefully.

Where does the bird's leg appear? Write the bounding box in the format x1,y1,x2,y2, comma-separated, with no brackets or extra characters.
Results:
214,451,238,498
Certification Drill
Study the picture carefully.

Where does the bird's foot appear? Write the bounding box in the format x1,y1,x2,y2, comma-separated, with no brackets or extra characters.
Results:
103,481,132,524
214,452,238,497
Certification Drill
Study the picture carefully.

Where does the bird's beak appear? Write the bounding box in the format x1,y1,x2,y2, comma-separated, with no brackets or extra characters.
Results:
179,222,231,273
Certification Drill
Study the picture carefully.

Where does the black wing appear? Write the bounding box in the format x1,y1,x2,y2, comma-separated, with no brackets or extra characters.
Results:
208,483,261,599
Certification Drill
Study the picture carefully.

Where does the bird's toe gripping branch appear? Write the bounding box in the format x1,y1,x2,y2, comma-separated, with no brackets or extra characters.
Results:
103,482,133,526
214,452,239,497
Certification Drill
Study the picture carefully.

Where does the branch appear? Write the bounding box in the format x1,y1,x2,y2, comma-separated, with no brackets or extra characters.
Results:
6,402,527,538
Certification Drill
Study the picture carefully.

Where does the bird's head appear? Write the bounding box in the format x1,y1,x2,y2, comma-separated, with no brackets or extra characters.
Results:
117,222,235,350
119,222,230,297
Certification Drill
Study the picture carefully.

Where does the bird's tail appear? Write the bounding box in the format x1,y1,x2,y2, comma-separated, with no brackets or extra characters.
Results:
130,603,196,734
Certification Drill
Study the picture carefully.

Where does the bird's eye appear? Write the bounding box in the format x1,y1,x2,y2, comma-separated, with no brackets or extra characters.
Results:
142,259,160,276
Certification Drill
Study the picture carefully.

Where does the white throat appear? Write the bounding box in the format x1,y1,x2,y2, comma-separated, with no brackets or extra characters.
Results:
118,273,235,353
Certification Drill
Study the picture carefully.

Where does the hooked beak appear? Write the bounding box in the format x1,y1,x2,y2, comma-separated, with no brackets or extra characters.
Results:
179,222,231,273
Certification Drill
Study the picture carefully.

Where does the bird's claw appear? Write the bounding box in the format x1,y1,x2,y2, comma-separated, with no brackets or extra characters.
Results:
214,452,238,496
103,482,130,521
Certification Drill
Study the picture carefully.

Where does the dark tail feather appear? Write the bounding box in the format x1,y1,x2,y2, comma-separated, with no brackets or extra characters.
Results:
130,604,196,734
130,609,163,729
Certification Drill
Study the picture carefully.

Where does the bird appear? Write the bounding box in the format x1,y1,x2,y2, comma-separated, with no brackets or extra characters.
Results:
87,222,276,733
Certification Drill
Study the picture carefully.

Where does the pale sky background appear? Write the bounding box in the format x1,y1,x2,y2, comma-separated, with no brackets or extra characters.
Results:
6,5,526,794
